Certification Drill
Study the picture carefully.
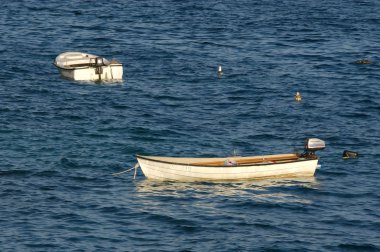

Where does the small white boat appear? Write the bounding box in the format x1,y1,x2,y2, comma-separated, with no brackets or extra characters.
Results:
53,52,123,81
136,138,325,181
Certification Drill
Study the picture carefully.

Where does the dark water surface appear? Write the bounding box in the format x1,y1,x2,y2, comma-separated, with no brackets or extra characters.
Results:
1,0,380,251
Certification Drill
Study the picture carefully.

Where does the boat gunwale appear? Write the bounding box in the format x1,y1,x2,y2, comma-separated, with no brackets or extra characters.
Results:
53,62,123,70
136,154,317,168
53,62,89,70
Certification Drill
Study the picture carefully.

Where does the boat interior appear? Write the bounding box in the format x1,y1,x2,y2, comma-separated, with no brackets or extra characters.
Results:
138,153,310,167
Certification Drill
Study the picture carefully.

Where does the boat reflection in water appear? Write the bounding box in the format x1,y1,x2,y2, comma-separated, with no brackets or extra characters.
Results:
135,176,319,205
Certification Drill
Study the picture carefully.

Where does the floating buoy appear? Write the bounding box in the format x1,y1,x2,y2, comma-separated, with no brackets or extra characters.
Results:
355,59,372,64
342,150,359,159
217,65,223,77
295,91,302,102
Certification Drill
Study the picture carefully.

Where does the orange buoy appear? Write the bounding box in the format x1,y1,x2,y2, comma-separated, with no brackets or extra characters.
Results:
295,91,302,102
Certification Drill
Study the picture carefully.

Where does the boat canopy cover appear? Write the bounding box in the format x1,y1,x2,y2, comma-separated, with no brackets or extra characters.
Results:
54,52,110,69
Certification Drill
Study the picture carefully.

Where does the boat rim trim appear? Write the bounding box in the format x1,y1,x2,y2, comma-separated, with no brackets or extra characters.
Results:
135,154,317,167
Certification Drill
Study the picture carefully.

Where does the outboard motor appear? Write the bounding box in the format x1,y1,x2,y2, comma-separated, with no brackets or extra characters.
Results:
342,150,358,159
302,138,325,158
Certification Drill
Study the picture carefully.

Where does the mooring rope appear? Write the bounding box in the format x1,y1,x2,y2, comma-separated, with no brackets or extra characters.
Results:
112,163,140,176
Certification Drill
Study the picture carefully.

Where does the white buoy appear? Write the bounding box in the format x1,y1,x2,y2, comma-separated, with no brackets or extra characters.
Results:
217,65,223,77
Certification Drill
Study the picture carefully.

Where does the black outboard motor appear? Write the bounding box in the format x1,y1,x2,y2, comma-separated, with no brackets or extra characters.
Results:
342,150,358,159
301,138,325,158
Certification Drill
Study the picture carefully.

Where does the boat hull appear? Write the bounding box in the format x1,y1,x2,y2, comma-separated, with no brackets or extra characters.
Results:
54,52,123,81
57,64,123,81
136,155,319,181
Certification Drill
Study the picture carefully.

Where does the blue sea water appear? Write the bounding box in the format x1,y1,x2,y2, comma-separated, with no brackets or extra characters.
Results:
1,0,380,251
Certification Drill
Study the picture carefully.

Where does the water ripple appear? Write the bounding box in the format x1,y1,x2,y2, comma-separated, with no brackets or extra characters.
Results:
1,0,380,251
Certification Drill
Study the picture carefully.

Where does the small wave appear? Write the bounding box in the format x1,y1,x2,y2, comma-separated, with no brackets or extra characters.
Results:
145,212,200,232
339,112,370,119
338,243,379,251
60,157,80,169
34,170,60,177
25,243,59,249
0,169,32,177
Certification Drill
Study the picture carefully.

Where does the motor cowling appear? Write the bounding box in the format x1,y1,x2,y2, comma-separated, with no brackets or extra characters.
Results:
302,138,325,158
305,138,325,151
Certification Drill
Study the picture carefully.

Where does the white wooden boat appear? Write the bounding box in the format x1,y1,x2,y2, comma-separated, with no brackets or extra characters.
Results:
136,138,325,181
54,52,123,81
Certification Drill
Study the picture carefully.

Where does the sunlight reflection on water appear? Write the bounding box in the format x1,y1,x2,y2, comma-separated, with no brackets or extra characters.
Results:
135,176,319,204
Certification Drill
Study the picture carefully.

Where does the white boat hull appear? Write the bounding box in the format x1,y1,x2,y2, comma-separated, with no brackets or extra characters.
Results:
136,155,319,181
54,52,123,81
57,64,123,81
